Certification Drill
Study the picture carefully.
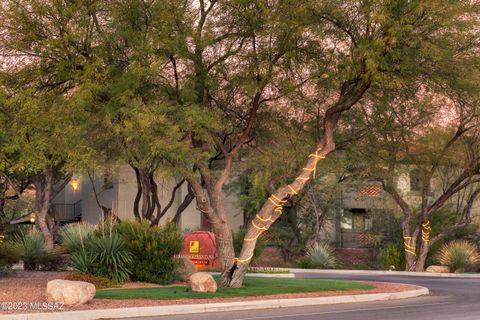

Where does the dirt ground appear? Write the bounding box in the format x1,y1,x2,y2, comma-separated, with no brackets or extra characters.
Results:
0,271,417,314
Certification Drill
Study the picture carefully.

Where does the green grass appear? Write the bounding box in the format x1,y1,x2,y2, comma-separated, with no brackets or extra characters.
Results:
95,277,374,300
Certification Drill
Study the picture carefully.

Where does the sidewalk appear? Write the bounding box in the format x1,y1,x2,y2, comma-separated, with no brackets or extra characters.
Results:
0,286,428,320
289,268,480,278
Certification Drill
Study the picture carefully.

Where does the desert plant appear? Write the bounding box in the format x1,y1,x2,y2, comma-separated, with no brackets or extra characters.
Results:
64,272,117,289
12,231,56,270
91,234,133,283
297,256,313,269
306,242,338,269
58,223,95,253
0,241,21,275
115,220,182,284
436,240,480,272
377,244,405,270
62,222,133,283
69,250,97,274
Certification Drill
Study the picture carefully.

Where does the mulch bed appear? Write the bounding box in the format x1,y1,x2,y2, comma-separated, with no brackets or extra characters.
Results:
0,271,418,314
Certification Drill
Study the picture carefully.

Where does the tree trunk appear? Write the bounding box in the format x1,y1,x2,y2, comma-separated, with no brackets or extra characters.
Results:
33,171,55,248
32,168,71,248
132,165,159,223
404,234,430,272
227,79,371,287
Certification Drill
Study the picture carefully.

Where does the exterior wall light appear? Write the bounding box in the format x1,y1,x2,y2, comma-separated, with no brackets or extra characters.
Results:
70,179,80,191
29,214,35,224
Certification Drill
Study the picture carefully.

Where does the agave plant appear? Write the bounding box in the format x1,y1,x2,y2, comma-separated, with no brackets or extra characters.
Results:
306,242,338,269
437,240,480,272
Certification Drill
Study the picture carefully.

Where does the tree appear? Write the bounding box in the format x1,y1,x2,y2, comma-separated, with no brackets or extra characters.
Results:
228,0,479,286
0,0,96,245
350,89,480,271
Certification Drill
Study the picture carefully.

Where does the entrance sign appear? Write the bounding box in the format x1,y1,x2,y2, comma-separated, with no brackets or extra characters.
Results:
177,231,220,270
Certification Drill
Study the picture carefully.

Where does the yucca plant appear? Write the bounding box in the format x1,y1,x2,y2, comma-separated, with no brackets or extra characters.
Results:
58,223,95,253
437,240,480,272
306,242,338,269
12,231,55,270
91,234,133,283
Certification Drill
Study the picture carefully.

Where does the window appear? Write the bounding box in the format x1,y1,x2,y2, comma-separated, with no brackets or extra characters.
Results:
341,208,372,231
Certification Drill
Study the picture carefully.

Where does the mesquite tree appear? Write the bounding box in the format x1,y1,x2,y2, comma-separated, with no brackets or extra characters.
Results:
229,0,479,286
351,90,480,271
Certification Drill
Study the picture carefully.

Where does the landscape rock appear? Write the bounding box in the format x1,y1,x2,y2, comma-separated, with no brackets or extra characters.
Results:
425,265,450,273
46,279,96,305
174,256,197,282
189,272,217,293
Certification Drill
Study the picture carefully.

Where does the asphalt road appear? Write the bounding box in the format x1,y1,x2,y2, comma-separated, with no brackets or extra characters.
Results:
119,273,480,320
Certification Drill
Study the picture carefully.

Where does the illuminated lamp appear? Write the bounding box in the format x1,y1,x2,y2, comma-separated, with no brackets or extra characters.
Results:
29,214,35,224
70,179,80,191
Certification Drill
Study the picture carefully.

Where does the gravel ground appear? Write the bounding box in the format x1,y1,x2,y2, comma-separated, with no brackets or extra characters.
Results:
0,271,417,314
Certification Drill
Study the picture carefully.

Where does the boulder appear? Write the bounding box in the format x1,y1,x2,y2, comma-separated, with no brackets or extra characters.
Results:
189,272,217,293
425,265,450,273
46,279,96,305
174,256,197,282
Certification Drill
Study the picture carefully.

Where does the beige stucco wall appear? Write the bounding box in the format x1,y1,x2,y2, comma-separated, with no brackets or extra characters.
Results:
55,165,244,231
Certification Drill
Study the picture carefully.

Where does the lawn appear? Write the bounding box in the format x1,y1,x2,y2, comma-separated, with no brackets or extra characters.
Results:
95,277,374,300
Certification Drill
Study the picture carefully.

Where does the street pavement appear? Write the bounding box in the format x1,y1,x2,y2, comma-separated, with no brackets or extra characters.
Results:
118,273,480,320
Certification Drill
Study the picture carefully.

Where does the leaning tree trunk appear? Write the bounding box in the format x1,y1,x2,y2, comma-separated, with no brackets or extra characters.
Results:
227,79,371,287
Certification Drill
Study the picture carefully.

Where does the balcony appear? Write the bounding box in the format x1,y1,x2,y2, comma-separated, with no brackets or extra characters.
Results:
51,201,82,225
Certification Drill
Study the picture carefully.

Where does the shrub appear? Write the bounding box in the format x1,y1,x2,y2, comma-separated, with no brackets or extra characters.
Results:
58,223,95,253
297,256,313,269
0,241,21,275
233,228,266,263
377,244,405,270
305,242,338,269
64,272,118,289
59,222,133,283
436,240,480,272
12,231,57,270
67,234,132,283
115,220,183,284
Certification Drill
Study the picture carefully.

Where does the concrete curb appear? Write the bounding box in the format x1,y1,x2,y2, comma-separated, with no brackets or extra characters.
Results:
0,286,429,320
290,268,480,278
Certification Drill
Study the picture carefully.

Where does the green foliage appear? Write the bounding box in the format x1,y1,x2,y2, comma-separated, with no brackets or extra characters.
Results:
436,240,480,272
426,210,478,267
377,244,405,270
59,222,133,283
64,272,118,290
233,229,266,263
0,241,21,275
114,220,183,284
297,256,313,269
11,231,56,270
91,234,133,283
58,223,96,253
369,210,404,247
305,243,338,269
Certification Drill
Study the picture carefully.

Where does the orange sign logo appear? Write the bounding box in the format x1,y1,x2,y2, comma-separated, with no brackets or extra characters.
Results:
189,240,200,254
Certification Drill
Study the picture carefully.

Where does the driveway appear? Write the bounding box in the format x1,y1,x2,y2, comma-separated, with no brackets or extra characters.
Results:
119,272,480,320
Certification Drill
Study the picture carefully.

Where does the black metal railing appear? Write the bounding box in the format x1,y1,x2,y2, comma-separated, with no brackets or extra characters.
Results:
51,201,82,222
